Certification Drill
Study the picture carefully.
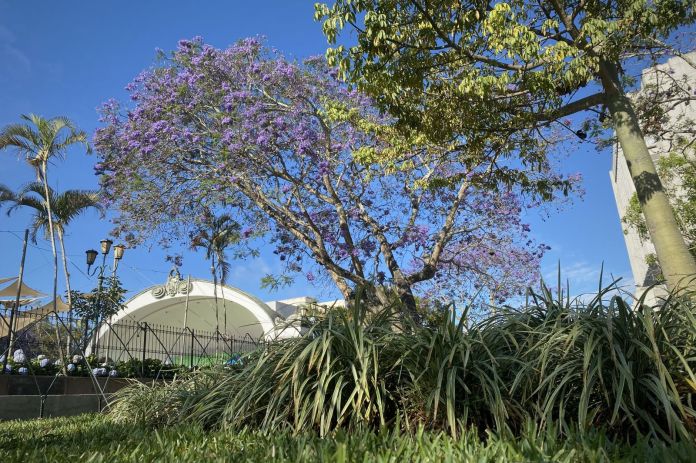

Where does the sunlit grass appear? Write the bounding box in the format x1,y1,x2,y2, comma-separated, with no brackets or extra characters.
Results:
2,414,696,463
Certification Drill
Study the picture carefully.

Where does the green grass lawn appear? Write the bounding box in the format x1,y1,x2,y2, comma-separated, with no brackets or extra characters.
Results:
2,414,696,463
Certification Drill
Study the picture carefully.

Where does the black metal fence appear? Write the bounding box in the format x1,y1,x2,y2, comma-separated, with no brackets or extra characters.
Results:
96,318,259,367
1,309,260,369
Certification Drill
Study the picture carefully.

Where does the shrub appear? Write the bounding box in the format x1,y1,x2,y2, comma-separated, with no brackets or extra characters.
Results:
109,280,696,442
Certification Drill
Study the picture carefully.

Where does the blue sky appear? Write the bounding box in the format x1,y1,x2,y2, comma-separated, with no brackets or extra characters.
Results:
0,0,633,305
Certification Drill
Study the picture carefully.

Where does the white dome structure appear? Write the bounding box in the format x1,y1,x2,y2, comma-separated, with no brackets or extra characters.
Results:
91,269,305,363
105,269,279,339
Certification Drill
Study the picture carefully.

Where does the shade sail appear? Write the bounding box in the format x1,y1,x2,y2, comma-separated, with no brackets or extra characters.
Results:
0,277,17,286
0,281,46,298
0,298,37,307
22,296,69,315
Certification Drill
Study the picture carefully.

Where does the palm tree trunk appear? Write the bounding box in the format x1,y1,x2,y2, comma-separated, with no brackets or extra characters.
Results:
58,229,73,356
211,256,219,334
40,162,67,374
600,62,696,291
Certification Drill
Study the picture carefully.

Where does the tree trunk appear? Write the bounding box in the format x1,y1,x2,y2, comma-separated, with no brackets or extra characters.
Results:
600,62,696,292
40,162,67,374
211,255,219,334
58,229,73,356
393,280,421,325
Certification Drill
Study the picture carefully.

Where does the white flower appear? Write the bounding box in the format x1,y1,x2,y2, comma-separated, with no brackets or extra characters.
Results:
109,369,119,377
39,358,51,368
72,355,83,363
37,354,46,360
13,349,26,364
18,367,28,375
4,365,12,373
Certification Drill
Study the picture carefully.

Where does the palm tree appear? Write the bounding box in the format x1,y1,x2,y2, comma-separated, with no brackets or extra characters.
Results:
3,182,104,314
3,182,103,357
0,115,90,320
190,214,240,333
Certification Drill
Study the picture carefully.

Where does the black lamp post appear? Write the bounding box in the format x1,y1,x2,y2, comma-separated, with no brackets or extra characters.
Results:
84,239,124,354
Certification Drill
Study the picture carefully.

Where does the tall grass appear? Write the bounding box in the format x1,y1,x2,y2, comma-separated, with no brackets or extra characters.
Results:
109,280,696,442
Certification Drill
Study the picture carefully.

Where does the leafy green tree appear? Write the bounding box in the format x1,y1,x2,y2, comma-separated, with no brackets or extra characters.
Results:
0,115,91,314
317,0,696,291
70,276,127,351
70,276,126,322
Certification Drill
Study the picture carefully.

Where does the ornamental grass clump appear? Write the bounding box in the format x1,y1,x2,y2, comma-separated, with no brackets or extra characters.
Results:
177,299,402,435
109,280,696,442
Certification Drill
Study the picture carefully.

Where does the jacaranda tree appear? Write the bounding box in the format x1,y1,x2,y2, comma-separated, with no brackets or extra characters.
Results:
316,0,696,291
94,38,574,319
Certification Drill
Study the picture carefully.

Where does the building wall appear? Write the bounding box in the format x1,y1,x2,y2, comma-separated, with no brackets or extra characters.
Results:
610,52,696,300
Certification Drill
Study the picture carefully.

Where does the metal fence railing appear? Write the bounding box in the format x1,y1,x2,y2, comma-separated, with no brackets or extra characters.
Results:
1,309,259,371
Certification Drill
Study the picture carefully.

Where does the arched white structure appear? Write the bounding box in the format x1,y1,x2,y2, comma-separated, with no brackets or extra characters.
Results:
109,279,276,338
94,270,299,350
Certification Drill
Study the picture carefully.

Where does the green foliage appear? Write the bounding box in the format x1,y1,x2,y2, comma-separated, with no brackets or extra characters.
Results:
658,152,696,255
623,149,696,270
70,276,126,321
110,280,696,442
114,358,186,380
316,1,696,289
317,0,695,138
623,192,650,240
3,414,696,463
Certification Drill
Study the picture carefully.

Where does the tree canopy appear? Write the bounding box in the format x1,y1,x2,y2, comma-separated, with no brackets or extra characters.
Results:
94,38,574,317
316,0,696,290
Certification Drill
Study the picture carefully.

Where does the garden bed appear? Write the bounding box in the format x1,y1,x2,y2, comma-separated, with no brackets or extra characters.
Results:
0,374,159,395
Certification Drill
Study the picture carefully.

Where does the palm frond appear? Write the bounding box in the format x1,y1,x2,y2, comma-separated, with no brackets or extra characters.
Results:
0,123,39,156
1,115,89,168
52,189,104,223
0,183,18,207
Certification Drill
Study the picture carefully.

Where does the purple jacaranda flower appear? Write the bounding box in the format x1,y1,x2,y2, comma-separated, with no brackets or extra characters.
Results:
318,160,330,175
